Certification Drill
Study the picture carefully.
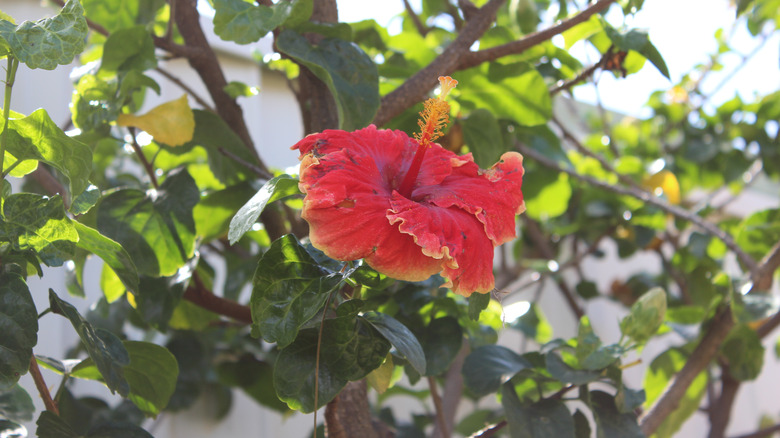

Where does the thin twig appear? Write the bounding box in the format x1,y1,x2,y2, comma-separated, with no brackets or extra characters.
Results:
29,355,59,415
470,420,507,438
428,376,450,438
217,147,274,179
730,423,780,438
517,142,761,277
182,273,252,324
154,67,216,112
403,0,429,36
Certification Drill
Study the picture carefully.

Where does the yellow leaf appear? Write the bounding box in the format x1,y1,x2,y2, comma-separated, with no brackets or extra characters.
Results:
0,10,16,24
643,170,680,205
116,95,195,146
366,354,394,394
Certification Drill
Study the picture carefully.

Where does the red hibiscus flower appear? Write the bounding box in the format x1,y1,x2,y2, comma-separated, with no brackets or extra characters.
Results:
293,77,525,296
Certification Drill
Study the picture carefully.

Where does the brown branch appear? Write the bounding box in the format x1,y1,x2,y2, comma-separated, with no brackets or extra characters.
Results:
456,0,616,70
324,381,380,438
403,0,429,36
428,376,450,438
182,273,252,324
127,128,159,189
154,67,216,113
517,142,761,277
471,420,507,438
432,342,469,438
549,62,601,96
373,0,506,127
708,369,740,438
29,355,59,415
171,0,264,166
731,423,780,438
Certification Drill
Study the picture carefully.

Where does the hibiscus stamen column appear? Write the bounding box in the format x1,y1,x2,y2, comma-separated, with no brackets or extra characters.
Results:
396,76,458,198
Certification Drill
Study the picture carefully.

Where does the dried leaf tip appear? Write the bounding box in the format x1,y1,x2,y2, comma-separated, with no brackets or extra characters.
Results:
415,76,458,147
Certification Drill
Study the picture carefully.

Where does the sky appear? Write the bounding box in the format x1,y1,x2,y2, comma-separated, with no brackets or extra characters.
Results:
336,0,780,118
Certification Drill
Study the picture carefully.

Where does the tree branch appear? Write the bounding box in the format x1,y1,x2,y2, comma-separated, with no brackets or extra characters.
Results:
373,0,506,127
29,355,59,415
456,0,616,70
428,376,450,438
516,142,761,276
403,0,430,36
182,273,252,324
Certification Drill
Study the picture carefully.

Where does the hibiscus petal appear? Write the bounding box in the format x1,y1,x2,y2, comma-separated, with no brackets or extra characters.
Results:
388,193,496,296
413,152,525,246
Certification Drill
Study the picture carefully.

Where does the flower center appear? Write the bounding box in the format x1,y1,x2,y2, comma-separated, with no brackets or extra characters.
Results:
397,76,457,198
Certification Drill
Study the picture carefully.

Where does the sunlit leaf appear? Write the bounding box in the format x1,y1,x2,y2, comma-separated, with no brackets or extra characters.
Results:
117,95,195,146
213,0,297,44
361,311,426,375
643,170,680,205
228,175,300,244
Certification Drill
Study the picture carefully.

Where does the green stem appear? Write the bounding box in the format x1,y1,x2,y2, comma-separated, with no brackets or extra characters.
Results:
2,56,20,183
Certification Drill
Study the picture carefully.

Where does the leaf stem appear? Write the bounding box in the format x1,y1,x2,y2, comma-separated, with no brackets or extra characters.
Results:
1,56,19,183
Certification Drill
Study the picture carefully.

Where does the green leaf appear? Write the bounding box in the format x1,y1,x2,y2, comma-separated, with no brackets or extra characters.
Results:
460,109,506,168
468,291,491,321
0,194,77,267
120,341,179,416
223,81,258,99
3,109,93,198
273,328,348,413
194,181,255,243
213,0,296,44
97,168,199,277
49,290,130,396
250,235,343,348
73,221,139,294
604,27,670,79
589,390,643,438
0,273,37,390
0,0,87,70
228,175,301,244
523,171,572,221
575,317,621,370
501,383,576,438
320,316,391,381
545,353,601,385
69,184,100,216
81,0,139,32
133,274,188,330
276,30,379,131
462,345,531,397
644,348,707,437
100,26,157,72
182,110,257,185
0,384,34,423
460,63,552,126
36,411,77,438
721,324,764,381
619,287,666,345
361,311,427,375
420,316,463,376
573,409,591,438
168,300,219,331
735,209,780,262
216,355,289,413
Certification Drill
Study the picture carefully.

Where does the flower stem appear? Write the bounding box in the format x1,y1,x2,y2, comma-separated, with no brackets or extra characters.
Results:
1,56,20,182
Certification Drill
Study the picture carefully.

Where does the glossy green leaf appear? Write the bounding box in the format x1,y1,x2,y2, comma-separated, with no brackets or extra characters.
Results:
0,0,87,70
273,328,348,413
69,184,100,216
321,316,391,381
501,383,576,438
97,168,199,277
73,221,139,294
545,353,601,385
575,317,621,370
250,235,342,348
100,26,157,72
644,348,707,437
133,274,188,330
0,194,77,267
0,384,34,423
462,345,531,397
213,0,296,44
0,274,36,389
3,109,92,198
49,290,130,397
460,64,551,126
276,29,379,131
361,311,426,375
721,324,764,381
468,291,491,321
619,287,666,345
121,341,179,416
589,390,643,438
420,316,463,376
228,175,301,244
216,355,289,413
460,109,506,168
182,110,257,185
